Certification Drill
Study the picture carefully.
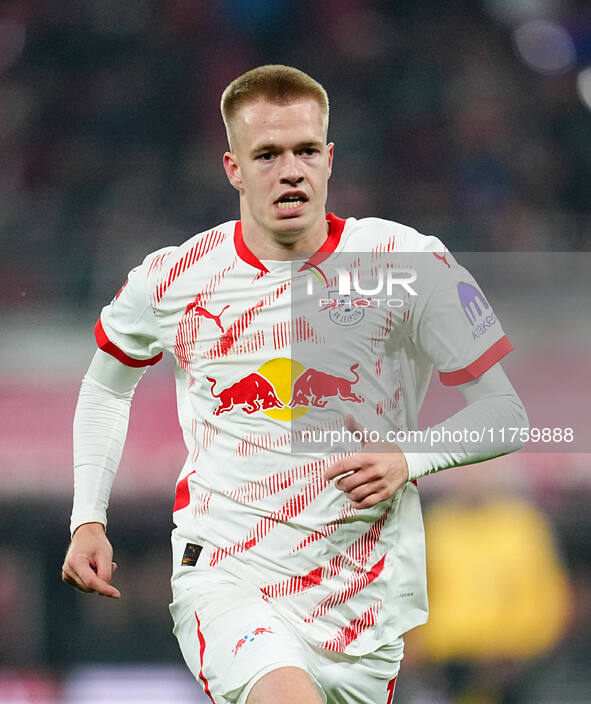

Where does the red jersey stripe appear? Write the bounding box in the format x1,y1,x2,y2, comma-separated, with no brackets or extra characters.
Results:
302,213,346,269
292,502,359,553
439,335,513,386
262,501,391,601
233,221,269,272
234,214,346,273
370,234,396,254
307,555,386,620
173,261,237,371
319,601,382,652
94,318,162,367
173,470,196,512
153,229,226,304
387,676,397,704
194,612,216,703
209,455,348,566
205,281,288,359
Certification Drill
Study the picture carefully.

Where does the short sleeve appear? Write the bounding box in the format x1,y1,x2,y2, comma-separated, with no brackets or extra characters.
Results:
412,256,513,386
95,253,165,367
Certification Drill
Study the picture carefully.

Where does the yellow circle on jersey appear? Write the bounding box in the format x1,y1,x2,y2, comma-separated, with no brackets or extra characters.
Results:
258,358,308,421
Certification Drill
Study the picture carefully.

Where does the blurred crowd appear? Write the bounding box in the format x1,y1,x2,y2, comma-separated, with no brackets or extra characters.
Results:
1,2,590,703
0,0,590,311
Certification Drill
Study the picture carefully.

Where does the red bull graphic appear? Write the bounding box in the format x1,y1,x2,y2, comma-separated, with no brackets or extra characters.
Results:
232,626,275,657
253,626,274,635
207,358,365,419
207,373,284,415
289,363,364,408
232,637,247,656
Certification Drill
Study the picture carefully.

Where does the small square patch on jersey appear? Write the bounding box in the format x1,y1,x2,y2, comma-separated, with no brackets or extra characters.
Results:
181,543,202,567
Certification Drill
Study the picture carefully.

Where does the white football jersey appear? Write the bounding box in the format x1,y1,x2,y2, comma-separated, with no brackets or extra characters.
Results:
97,214,512,654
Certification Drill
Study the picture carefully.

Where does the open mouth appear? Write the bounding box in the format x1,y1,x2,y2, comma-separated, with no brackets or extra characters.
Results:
275,193,308,210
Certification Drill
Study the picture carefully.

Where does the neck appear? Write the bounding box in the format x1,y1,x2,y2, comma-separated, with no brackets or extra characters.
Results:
240,212,329,261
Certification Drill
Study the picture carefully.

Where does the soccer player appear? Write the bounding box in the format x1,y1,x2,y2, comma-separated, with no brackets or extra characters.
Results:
62,65,528,704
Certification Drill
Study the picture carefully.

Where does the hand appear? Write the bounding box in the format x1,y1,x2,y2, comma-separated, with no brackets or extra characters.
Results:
62,522,121,599
324,415,410,509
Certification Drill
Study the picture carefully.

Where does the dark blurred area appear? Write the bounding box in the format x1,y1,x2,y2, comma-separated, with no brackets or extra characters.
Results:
1,1,590,702
1,0,591,312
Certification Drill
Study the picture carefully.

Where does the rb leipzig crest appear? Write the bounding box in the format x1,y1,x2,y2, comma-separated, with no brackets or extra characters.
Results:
321,290,366,327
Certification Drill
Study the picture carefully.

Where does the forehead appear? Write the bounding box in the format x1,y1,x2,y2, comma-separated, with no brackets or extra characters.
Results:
231,98,326,149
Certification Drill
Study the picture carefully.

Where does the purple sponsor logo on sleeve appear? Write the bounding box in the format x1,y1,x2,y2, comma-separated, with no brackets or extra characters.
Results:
457,281,497,340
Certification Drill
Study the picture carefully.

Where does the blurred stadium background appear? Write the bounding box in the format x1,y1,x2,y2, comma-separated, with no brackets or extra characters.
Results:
1,0,590,702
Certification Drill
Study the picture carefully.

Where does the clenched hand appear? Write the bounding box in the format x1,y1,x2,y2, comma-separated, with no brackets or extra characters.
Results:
62,522,121,599
324,415,410,509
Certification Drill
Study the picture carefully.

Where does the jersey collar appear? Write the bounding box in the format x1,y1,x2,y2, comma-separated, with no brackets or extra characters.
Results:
233,213,347,273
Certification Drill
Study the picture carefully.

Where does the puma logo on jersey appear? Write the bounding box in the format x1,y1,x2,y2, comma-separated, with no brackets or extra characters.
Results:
186,303,229,332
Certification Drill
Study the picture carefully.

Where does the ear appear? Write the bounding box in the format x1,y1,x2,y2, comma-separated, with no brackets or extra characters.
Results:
327,142,334,178
223,152,243,192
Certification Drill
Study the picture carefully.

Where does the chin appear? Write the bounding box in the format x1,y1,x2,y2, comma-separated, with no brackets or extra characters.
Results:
272,216,307,235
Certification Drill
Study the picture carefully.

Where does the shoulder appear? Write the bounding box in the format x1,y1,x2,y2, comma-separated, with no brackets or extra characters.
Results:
343,216,447,253
146,220,236,271
140,221,237,304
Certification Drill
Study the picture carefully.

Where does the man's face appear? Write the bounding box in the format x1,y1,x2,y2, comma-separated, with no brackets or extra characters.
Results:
223,98,334,241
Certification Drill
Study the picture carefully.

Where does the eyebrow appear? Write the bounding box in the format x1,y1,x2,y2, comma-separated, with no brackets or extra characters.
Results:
250,140,324,158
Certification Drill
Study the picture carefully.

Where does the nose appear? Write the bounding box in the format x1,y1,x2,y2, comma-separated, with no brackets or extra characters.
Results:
279,151,304,186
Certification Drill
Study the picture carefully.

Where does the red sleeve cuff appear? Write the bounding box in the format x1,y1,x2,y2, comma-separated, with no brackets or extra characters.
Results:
439,335,513,386
95,318,162,368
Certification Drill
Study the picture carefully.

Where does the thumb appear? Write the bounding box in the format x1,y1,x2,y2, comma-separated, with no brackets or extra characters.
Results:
95,551,113,584
344,415,366,445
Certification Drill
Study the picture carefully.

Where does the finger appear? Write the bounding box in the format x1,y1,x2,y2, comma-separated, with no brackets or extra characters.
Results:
346,479,383,503
324,453,368,481
350,491,389,510
344,415,367,445
95,550,113,585
80,568,121,598
336,466,380,492
62,568,82,589
324,457,349,481
70,555,121,598
62,566,95,593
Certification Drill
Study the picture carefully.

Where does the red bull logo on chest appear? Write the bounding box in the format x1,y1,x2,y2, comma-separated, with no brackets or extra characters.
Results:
289,363,363,408
207,373,284,416
207,358,364,420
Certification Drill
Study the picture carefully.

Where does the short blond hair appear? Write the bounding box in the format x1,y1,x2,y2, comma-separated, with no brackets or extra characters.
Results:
221,65,329,147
